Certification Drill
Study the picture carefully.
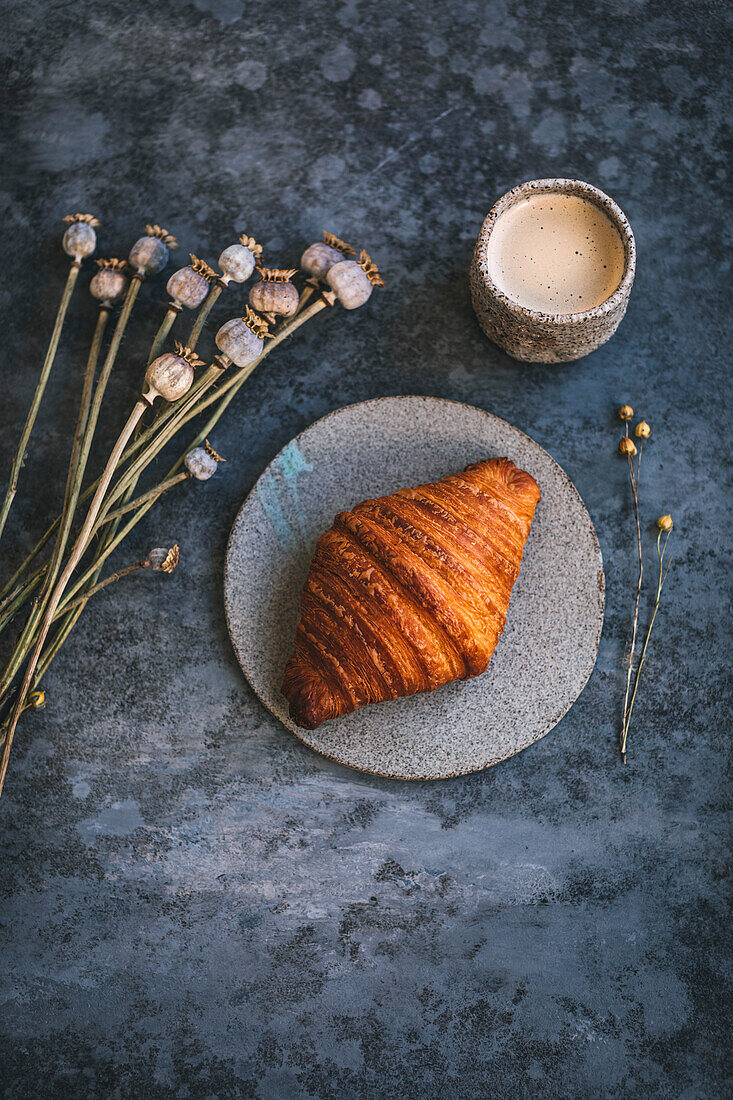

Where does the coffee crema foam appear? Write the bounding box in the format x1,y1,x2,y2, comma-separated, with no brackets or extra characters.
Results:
487,193,626,315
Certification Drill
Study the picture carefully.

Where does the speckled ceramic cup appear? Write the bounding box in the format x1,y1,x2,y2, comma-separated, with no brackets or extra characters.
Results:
470,178,636,363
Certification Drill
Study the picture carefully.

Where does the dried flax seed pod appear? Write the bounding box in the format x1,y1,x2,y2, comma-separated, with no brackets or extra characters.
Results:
326,249,385,309
248,267,299,322
215,307,271,367
300,231,355,280
90,259,129,305
167,254,217,309
129,224,178,277
218,234,263,285
145,342,204,403
62,214,99,262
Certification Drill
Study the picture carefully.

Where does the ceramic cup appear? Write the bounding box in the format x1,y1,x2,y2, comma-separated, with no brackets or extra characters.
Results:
470,178,636,363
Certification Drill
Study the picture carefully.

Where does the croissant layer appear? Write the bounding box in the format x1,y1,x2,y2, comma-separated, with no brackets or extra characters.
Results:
282,458,541,729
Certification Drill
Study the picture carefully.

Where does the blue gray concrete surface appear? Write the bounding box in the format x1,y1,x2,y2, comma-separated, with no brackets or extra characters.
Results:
0,1,730,1096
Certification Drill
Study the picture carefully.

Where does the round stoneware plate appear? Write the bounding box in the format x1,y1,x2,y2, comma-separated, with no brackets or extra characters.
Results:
224,397,604,779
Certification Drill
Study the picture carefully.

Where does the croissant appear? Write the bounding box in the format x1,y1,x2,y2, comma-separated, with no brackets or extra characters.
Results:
282,457,541,729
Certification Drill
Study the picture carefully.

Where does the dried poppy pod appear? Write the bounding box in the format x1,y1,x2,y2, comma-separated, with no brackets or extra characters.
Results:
144,342,203,403
218,233,263,285
62,214,99,262
326,249,385,309
249,268,299,322
129,224,178,277
215,307,271,367
90,258,129,305
167,254,217,309
185,447,219,480
300,231,355,280
147,545,179,572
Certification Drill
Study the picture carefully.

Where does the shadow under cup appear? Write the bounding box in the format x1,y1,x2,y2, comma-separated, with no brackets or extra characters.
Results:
470,178,636,363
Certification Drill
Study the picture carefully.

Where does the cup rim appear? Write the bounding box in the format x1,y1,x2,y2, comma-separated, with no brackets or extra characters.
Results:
474,177,636,324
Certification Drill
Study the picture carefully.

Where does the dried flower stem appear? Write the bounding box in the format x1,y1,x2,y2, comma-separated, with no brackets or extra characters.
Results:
620,441,644,762
33,307,111,591
0,556,156,735
620,528,672,760
0,400,149,795
0,306,112,668
294,284,317,316
0,567,45,633
0,528,50,606
0,263,81,543
0,609,85,732
187,282,224,347
55,559,149,617
0,362,211,640
55,475,189,611
95,472,190,529
0,281,143,698
0,288,227,602
147,307,179,366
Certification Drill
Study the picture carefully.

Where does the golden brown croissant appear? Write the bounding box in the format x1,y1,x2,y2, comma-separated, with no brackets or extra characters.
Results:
282,458,541,729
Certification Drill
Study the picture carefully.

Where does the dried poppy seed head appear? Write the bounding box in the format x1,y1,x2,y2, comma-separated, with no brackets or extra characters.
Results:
145,345,200,403
326,259,373,309
619,436,637,456
215,311,267,367
90,258,129,305
167,255,215,309
618,405,634,420
185,447,219,480
301,242,346,280
129,224,178,276
301,232,355,280
218,234,262,284
147,545,179,572
634,420,651,439
62,214,99,261
249,268,299,319
656,514,673,531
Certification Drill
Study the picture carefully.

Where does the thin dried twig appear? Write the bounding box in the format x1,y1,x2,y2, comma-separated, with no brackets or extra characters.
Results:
621,440,643,762
623,526,673,753
0,263,82,542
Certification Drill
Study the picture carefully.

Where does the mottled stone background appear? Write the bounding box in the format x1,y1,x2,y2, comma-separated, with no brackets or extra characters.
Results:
1,0,730,1096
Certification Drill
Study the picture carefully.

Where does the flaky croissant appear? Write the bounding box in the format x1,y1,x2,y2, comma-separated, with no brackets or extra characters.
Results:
282,458,541,729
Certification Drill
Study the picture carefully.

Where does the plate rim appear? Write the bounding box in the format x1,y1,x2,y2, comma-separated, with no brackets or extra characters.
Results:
224,395,605,780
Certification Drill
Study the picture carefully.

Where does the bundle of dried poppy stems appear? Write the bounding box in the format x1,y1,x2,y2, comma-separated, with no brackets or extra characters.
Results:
0,218,383,795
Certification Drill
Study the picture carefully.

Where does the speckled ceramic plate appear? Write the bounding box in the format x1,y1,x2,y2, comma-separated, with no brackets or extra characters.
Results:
224,397,604,779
